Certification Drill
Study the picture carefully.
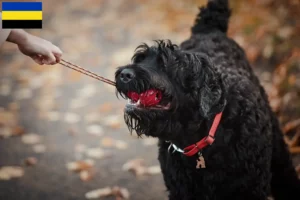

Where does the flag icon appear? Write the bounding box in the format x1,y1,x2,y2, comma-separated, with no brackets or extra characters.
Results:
2,2,42,29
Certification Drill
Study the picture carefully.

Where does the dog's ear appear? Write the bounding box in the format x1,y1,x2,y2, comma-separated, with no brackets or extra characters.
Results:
190,53,226,119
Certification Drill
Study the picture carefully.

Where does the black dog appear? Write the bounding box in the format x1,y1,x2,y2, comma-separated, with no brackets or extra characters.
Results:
115,0,300,199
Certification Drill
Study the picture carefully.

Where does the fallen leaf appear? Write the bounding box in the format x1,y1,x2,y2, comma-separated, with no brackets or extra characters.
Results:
112,186,130,199
102,115,122,129
84,112,101,124
21,133,41,145
99,103,113,113
68,70,82,82
86,125,104,137
14,87,32,100
12,126,25,136
64,112,81,124
122,158,146,176
86,148,110,159
100,137,115,148
85,186,130,200
24,157,38,166
122,159,161,177
0,81,11,96
289,147,300,154
296,165,300,178
69,98,88,109
68,127,77,136
288,131,300,147
114,140,128,150
80,170,93,182
0,166,24,180
33,144,46,153
66,159,94,172
0,127,12,138
75,144,87,153
77,84,97,98
85,187,112,199
8,102,20,112
283,118,300,134
146,165,161,175
47,111,61,121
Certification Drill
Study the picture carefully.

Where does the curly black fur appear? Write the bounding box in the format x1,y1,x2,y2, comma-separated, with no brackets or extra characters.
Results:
115,0,300,199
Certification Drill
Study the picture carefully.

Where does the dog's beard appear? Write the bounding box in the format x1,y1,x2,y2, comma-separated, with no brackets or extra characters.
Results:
124,109,169,137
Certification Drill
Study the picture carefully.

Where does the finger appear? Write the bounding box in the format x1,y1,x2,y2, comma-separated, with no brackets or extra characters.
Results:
52,46,63,56
31,55,44,65
43,52,56,65
54,54,61,63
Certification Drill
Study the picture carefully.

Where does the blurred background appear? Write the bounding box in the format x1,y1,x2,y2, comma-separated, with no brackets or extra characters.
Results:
0,0,299,199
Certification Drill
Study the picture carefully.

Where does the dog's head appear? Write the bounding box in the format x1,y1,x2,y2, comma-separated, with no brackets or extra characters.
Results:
115,40,226,141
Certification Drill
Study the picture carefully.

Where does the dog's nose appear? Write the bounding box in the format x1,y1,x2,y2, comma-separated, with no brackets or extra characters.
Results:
120,68,135,83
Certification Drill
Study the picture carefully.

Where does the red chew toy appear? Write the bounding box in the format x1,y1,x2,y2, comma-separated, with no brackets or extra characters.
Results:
127,89,162,107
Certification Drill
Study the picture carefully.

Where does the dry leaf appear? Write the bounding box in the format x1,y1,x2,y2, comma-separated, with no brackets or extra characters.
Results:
283,118,300,134
85,187,112,199
85,186,130,200
86,148,109,159
0,82,11,96
119,187,130,199
146,165,161,175
8,102,20,112
68,127,77,136
122,159,161,176
112,186,130,199
114,140,128,150
77,84,97,98
47,111,61,121
84,112,101,124
0,166,24,180
296,165,300,178
102,115,122,129
0,127,12,138
33,144,46,153
75,144,87,153
80,170,93,182
289,147,300,154
12,126,25,136
69,98,88,109
122,158,147,176
24,157,38,166
66,159,94,172
86,125,104,136
14,88,32,100
64,112,81,124
100,137,115,147
99,103,113,113
288,131,300,147
68,70,82,82
21,133,41,145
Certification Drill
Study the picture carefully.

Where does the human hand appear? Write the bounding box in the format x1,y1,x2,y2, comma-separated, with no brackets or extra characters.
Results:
7,29,62,65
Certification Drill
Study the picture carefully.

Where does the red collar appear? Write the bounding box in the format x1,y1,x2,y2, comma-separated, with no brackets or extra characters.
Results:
183,112,223,156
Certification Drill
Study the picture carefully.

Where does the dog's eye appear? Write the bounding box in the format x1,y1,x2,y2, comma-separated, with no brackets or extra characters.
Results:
133,54,145,63
157,56,166,69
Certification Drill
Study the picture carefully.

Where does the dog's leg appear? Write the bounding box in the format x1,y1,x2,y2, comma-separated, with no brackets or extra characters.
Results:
270,113,300,200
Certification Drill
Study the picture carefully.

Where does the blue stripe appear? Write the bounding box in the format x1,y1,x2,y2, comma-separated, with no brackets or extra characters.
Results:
2,2,42,11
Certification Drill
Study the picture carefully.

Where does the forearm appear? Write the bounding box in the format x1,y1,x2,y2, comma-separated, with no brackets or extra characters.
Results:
0,11,28,46
6,29,29,45
0,12,11,47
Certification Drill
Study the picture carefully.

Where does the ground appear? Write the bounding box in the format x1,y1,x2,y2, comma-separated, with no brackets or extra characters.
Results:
0,0,299,200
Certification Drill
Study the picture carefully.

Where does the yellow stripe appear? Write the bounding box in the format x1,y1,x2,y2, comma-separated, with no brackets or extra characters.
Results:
2,11,42,20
